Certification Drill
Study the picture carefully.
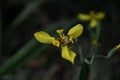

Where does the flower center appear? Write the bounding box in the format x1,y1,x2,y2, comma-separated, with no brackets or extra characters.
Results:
61,36,70,46
55,29,74,47
56,36,71,46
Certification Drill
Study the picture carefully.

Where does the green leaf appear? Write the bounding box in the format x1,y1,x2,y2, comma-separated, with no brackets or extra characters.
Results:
0,38,38,75
107,48,117,59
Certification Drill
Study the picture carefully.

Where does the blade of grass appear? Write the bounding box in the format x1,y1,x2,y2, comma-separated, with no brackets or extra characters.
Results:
10,0,46,28
0,38,38,75
3,0,46,55
0,18,78,76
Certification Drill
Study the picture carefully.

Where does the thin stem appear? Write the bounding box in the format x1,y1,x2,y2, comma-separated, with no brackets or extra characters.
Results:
78,45,84,63
90,22,101,65
79,62,90,80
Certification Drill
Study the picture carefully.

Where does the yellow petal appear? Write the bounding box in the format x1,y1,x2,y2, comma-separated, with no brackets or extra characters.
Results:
95,12,105,20
34,31,54,44
52,39,60,47
56,29,63,35
90,19,97,28
78,14,91,21
67,24,83,39
69,36,74,44
115,44,120,50
61,46,76,64
56,29,64,38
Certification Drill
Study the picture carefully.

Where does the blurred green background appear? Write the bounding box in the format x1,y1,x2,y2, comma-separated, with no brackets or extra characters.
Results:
1,0,120,80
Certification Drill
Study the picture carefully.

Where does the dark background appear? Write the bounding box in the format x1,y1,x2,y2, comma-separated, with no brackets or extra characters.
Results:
1,0,120,80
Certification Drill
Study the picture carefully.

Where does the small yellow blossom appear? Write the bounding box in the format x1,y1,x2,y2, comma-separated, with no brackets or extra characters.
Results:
92,39,97,45
78,11,105,28
115,44,120,50
34,24,84,64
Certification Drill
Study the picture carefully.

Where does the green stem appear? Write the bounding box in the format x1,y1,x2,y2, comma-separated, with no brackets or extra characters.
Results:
90,22,101,65
78,45,84,62
79,62,90,80
107,47,117,59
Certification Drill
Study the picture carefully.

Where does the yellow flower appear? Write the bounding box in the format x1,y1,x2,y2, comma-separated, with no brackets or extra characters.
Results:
78,11,105,28
34,24,84,64
92,39,97,45
115,44,120,50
